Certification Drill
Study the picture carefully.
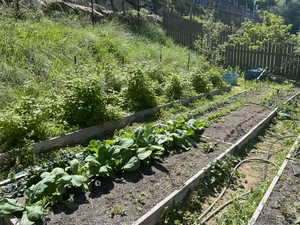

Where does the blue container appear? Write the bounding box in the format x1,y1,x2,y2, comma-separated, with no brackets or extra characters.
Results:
245,68,264,80
223,73,239,85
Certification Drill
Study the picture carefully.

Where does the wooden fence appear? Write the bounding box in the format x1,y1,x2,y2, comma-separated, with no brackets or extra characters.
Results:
162,12,203,50
225,44,300,80
162,12,300,80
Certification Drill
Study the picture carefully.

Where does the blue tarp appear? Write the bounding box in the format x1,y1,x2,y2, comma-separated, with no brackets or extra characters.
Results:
245,68,264,80
223,73,239,85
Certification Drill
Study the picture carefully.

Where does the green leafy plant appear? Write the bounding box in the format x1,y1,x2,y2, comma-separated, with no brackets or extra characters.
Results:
207,68,226,89
124,64,158,111
165,73,184,100
190,69,212,94
0,198,44,225
63,76,107,127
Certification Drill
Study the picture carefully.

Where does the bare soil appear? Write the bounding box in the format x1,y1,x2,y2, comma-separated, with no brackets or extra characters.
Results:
255,159,300,225
203,121,288,225
46,105,272,225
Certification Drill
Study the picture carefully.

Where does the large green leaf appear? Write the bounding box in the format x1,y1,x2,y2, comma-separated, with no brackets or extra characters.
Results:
99,165,112,177
118,138,134,149
122,156,140,172
85,155,101,176
67,159,80,175
26,168,67,202
0,199,24,216
137,148,152,160
25,205,44,222
20,212,35,225
70,175,88,188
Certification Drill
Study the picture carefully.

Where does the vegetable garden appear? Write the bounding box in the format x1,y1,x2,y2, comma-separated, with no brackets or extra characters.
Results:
0,5,299,225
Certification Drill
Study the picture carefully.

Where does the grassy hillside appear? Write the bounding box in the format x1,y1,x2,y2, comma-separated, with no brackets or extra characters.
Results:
0,9,227,153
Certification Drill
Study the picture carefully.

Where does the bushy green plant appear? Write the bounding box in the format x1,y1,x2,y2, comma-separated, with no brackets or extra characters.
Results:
124,64,158,111
165,73,184,100
190,69,211,93
207,68,226,89
63,76,107,127
0,96,63,151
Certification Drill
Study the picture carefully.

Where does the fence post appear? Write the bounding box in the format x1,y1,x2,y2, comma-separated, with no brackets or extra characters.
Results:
15,0,20,19
187,52,191,70
274,44,283,75
160,48,163,63
90,0,95,25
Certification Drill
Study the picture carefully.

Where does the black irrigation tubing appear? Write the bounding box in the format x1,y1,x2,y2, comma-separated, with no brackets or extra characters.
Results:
201,191,252,224
196,158,278,224
263,135,298,181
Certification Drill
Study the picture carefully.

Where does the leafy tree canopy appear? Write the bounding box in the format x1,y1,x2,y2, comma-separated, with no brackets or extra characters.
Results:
229,11,294,49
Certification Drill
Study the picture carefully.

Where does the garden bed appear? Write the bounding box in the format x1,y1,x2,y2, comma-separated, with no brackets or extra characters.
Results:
46,105,272,225
253,138,300,225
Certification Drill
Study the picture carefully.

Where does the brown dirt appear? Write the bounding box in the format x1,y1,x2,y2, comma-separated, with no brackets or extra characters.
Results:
255,159,300,225
46,105,272,225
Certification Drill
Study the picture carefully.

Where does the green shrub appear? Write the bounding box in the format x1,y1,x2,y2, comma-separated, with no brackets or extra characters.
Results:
165,73,184,100
207,68,225,89
0,97,63,151
103,65,124,92
63,77,107,127
191,69,211,93
124,64,157,111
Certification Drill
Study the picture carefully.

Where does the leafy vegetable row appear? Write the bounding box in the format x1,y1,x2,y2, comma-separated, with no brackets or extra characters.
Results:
0,103,243,225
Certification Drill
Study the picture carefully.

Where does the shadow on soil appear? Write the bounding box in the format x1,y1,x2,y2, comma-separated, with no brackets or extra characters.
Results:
51,159,170,215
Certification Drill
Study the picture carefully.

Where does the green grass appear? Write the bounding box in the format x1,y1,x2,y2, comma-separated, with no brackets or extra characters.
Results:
0,8,228,153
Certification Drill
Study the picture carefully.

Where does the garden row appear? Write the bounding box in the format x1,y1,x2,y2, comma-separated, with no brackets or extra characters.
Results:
0,87,296,225
0,81,288,179
158,93,300,225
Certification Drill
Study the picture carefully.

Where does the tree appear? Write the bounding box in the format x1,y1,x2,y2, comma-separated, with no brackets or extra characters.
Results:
194,10,229,64
280,0,300,33
229,11,294,49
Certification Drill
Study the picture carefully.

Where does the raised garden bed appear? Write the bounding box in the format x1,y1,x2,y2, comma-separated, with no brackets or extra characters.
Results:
45,97,295,225
0,89,298,225
251,135,300,225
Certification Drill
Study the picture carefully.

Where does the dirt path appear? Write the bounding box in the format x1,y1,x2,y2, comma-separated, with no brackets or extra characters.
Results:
255,150,300,225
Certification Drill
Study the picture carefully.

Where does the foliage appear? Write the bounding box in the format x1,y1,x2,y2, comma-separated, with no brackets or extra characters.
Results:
207,68,226,89
229,11,294,49
124,64,158,111
63,76,108,127
190,69,212,94
0,9,221,158
194,11,229,64
280,0,300,33
84,117,205,177
165,73,184,100
0,96,64,151
0,199,44,225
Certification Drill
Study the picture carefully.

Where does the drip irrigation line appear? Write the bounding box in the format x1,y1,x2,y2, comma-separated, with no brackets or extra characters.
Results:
201,191,251,224
196,158,278,224
263,135,297,181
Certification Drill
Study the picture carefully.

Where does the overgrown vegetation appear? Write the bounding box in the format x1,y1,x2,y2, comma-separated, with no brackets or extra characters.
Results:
229,11,295,49
0,8,227,154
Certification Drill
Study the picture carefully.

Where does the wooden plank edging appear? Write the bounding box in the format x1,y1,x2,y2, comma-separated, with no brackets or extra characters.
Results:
247,134,300,225
33,87,231,153
132,92,300,225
